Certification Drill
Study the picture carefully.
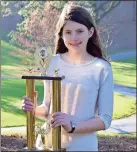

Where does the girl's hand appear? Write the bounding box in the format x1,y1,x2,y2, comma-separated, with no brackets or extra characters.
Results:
50,112,72,132
21,96,34,113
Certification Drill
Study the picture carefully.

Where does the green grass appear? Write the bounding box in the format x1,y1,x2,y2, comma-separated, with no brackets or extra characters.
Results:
97,131,136,138
113,93,136,119
1,41,136,127
1,79,44,127
1,84,136,127
1,40,33,66
1,40,21,66
111,57,136,88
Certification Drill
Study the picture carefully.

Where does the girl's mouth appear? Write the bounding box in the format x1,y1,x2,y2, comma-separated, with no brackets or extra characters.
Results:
69,42,82,46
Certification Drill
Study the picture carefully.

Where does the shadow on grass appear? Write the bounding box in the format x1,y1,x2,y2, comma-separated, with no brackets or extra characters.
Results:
1,79,44,116
2,100,24,116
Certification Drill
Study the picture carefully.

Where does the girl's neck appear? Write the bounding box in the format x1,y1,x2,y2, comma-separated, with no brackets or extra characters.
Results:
62,51,94,64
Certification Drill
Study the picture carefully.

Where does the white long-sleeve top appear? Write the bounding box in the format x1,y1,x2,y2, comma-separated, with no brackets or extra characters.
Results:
42,54,114,151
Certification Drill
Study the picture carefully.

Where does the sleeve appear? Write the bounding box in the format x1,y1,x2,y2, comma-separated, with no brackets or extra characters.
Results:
97,65,114,130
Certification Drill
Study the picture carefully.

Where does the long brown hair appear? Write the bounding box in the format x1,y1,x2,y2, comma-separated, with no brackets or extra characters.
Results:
54,3,108,62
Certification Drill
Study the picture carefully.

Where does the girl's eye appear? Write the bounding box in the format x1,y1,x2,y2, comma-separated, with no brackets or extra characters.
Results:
66,31,71,34
77,30,83,33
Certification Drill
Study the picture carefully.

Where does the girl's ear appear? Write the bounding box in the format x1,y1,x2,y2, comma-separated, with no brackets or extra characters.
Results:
89,27,94,38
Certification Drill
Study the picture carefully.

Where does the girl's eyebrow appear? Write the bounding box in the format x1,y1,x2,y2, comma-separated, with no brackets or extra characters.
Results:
64,28,84,31
64,29,71,31
76,28,84,31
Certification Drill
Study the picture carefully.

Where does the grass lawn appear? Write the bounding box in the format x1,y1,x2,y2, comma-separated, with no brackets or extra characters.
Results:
1,80,136,127
113,92,136,119
111,57,136,88
1,79,45,127
1,40,136,127
1,41,20,66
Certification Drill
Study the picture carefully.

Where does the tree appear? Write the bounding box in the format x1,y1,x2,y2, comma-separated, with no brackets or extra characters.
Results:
1,1,12,17
1,1,29,17
7,1,121,50
5,1,121,73
96,1,121,22
8,1,60,51
7,1,60,75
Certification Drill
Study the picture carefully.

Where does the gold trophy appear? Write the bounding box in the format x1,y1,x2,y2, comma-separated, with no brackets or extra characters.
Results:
22,47,66,151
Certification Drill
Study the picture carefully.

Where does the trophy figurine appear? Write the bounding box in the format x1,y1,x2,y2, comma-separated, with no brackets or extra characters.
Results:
34,46,52,76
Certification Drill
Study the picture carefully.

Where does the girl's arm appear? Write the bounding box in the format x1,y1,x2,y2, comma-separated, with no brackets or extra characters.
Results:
34,105,49,120
71,117,105,133
73,65,114,133
35,80,51,120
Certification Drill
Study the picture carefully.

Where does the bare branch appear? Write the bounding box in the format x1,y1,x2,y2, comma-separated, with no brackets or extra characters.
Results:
96,1,121,22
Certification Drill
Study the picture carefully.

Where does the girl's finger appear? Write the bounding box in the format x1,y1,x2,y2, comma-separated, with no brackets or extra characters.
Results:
24,100,33,106
50,116,63,124
22,105,33,111
22,103,33,108
51,115,65,123
53,121,65,128
25,105,33,109
23,96,31,101
52,112,63,118
51,119,65,128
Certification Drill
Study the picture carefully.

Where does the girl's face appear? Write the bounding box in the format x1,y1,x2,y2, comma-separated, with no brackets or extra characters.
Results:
62,20,94,53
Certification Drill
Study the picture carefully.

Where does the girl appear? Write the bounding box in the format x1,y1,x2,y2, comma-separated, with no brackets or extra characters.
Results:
22,3,114,151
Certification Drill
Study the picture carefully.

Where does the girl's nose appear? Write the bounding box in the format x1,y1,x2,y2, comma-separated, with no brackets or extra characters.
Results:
70,33,78,41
